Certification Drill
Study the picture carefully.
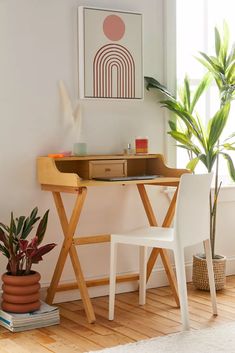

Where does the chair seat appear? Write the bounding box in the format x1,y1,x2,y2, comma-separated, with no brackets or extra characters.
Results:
112,226,175,249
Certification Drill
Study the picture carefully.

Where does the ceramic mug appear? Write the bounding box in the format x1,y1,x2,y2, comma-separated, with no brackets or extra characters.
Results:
73,142,87,156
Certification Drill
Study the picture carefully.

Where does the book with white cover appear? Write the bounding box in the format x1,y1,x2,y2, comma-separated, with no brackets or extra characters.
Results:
0,301,60,332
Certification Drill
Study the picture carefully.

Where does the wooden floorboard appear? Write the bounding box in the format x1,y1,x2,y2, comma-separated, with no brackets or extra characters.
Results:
0,276,235,352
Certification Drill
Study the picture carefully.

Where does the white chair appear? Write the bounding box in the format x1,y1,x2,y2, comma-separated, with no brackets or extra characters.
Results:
109,173,217,330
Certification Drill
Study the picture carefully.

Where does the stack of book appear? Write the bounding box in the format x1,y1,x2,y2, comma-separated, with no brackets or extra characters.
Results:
0,301,60,332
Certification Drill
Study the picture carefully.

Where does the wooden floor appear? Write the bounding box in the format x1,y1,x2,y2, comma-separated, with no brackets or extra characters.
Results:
1,276,235,352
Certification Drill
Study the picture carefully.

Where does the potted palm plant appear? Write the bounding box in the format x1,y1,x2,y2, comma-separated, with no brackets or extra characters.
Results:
145,23,235,290
0,207,56,312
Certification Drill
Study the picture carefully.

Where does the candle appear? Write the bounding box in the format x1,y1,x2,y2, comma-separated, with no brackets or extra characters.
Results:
135,137,148,154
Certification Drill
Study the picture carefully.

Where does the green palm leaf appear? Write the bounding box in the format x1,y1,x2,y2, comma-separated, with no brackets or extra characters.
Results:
215,27,221,58
184,76,191,111
226,61,235,83
168,120,177,131
168,131,200,155
222,143,235,151
191,73,212,113
199,52,223,73
186,157,199,171
144,76,174,99
221,152,235,181
207,103,230,148
221,21,229,65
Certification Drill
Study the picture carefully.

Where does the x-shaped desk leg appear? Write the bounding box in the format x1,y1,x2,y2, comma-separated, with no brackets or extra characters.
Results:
46,187,96,323
137,184,180,307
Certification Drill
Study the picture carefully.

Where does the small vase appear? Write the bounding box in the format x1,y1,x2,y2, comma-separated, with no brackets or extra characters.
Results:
1,271,41,313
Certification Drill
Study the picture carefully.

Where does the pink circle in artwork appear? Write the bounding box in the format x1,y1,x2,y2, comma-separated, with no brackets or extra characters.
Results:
103,15,125,41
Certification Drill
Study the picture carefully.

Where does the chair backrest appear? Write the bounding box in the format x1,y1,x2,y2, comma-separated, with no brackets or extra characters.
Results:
174,173,213,248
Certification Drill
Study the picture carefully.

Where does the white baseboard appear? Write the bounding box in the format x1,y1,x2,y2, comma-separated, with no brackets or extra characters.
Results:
40,255,235,304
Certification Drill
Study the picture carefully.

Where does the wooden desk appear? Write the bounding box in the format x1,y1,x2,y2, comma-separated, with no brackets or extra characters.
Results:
37,154,189,323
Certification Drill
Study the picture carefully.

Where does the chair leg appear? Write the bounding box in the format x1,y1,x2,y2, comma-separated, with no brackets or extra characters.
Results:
109,240,118,320
174,248,190,330
139,246,147,305
203,239,218,316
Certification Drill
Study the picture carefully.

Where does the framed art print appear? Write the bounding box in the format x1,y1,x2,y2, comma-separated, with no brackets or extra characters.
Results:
78,7,143,99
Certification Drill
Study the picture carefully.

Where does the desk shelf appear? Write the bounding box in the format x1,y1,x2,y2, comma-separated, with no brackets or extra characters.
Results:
37,154,187,188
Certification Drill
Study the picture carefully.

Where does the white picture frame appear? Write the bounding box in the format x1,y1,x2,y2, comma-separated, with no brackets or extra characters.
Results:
78,6,143,100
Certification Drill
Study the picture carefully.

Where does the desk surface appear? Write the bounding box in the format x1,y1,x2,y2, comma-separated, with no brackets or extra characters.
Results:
40,177,180,193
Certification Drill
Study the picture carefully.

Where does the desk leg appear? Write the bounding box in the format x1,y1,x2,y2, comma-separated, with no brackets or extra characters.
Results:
137,184,158,226
46,187,96,323
160,249,180,306
137,184,180,307
159,187,180,306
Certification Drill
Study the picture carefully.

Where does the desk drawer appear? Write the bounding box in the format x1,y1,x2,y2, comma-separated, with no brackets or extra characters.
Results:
89,160,127,179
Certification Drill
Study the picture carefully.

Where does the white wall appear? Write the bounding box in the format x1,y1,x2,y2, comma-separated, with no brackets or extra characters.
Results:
1,0,235,303
0,0,168,299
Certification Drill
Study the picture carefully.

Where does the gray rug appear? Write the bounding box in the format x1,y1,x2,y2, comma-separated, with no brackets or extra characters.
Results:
86,322,235,353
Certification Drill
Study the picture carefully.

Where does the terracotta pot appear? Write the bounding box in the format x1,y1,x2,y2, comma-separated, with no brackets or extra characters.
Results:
192,254,226,291
1,271,41,313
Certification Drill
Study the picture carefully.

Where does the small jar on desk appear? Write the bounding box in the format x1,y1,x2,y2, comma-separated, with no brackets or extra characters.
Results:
124,143,134,155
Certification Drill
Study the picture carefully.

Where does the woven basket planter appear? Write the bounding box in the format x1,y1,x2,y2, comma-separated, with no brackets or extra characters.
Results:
192,254,226,291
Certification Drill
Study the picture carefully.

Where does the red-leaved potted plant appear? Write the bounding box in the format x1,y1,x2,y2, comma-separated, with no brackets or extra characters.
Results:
0,207,56,313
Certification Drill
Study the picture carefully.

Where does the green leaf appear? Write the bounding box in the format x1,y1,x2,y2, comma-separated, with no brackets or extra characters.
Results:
214,76,223,90
178,86,185,106
36,210,49,245
196,56,214,72
222,21,229,63
21,207,40,239
198,154,210,170
0,223,10,234
208,103,230,148
177,144,193,151
144,76,174,98
222,143,235,151
226,44,235,67
184,75,191,110
10,212,15,233
16,216,25,236
215,27,221,58
168,120,177,131
191,73,212,113
167,131,200,155
30,207,38,220
221,152,235,181
226,60,235,82
0,244,9,258
224,132,235,141
199,52,223,73
210,56,224,71
186,157,199,171
195,113,208,151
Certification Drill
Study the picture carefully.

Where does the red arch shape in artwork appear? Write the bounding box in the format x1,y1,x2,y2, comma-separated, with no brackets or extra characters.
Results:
104,58,125,98
94,44,134,98
106,61,122,98
95,47,133,97
93,44,135,98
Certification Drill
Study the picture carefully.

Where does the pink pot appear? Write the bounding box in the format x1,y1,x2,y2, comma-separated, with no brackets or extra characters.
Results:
1,271,41,313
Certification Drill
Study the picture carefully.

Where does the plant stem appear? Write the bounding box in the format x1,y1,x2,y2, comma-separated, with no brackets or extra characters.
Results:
209,190,213,256
211,150,219,259
25,258,32,275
